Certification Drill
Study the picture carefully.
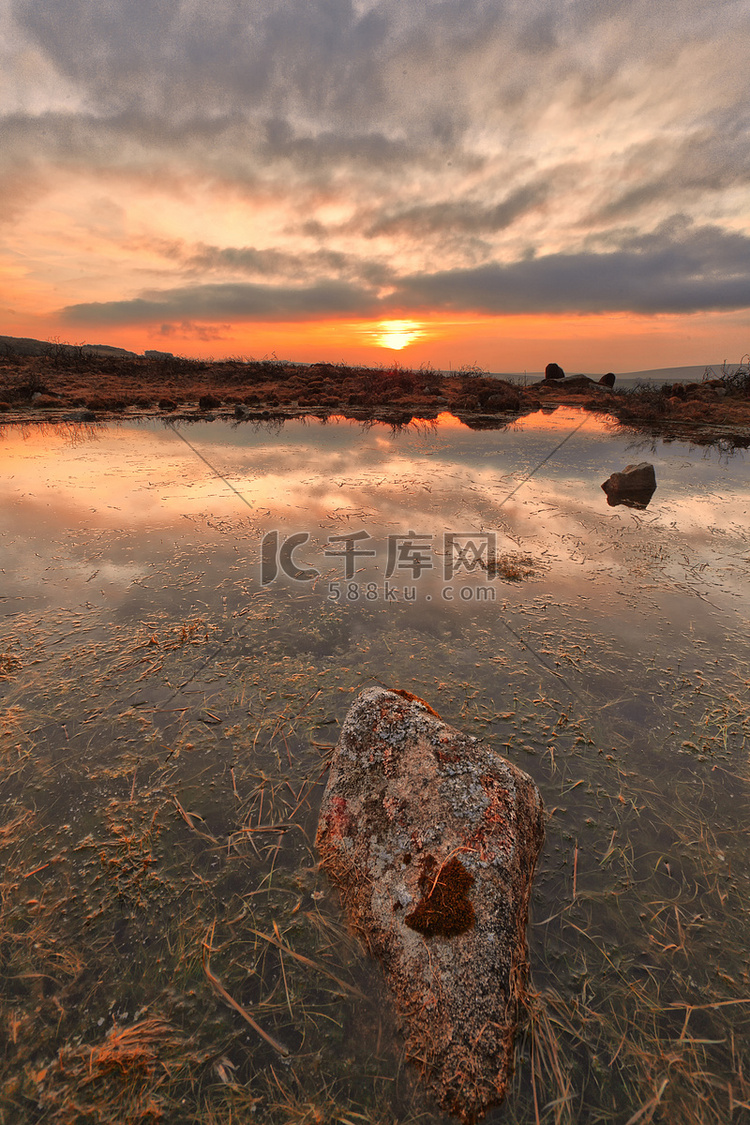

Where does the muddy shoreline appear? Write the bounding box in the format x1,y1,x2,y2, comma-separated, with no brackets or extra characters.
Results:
2,352,749,447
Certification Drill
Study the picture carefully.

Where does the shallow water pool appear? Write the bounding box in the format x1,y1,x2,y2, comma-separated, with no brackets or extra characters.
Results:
1,409,749,1123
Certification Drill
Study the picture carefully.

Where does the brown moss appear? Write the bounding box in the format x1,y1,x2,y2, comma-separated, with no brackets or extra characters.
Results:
389,687,441,718
405,854,476,938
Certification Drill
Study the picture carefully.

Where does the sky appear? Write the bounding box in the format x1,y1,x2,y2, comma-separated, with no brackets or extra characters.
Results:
2,0,750,372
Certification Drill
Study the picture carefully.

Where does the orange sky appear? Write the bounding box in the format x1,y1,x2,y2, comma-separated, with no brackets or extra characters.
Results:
2,0,749,372
6,305,749,376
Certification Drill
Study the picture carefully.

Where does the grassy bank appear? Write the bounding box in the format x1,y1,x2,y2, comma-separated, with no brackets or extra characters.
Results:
1,351,749,445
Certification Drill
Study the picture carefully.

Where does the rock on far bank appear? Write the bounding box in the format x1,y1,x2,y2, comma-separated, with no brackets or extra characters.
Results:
316,687,545,1123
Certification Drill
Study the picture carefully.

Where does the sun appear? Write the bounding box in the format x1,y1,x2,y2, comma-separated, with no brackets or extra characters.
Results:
374,319,424,350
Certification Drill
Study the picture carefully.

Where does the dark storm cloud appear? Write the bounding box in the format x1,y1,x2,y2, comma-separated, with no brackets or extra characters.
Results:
391,224,750,315
62,280,379,325
60,222,750,325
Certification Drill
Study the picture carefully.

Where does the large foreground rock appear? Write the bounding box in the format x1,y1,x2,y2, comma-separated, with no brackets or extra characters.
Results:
316,687,545,1122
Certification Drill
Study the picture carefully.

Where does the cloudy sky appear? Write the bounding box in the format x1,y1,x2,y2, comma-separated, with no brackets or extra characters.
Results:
2,0,749,370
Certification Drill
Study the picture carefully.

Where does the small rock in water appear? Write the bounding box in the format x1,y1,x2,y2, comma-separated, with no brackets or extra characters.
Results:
316,687,545,1123
601,461,657,509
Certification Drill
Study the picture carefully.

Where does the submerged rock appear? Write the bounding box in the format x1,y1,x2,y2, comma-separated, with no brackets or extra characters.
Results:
601,461,657,508
316,687,545,1123
198,393,221,411
63,408,97,422
481,391,522,411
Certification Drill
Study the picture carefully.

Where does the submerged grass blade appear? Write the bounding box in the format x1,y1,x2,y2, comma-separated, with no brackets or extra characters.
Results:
201,923,290,1057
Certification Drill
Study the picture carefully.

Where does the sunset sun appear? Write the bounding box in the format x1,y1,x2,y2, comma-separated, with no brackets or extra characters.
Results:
375,320,424,350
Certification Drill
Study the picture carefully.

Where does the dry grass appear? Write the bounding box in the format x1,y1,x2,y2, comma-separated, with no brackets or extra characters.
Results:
483,552,537,582
27,1018,193,1124
0,649,22,679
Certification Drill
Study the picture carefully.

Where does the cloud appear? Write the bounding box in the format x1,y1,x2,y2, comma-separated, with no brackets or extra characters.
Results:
9,0,396,124
10,0,747,158
59,221,750,325
157,320,233,342
5,0,750,330
391,223,750,315
183,242,392,288
62,280,379,325
361,183,549,239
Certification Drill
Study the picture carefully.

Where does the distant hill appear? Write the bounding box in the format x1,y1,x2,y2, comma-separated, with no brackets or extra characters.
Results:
497,362,742,385
617,363,738,383
0,334,138,358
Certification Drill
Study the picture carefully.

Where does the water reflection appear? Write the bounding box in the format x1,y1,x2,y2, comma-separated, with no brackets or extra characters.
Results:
1,411,748,617
2,408,749,731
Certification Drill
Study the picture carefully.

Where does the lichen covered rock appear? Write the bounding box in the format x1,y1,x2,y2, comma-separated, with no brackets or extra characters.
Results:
315,687,545,1122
